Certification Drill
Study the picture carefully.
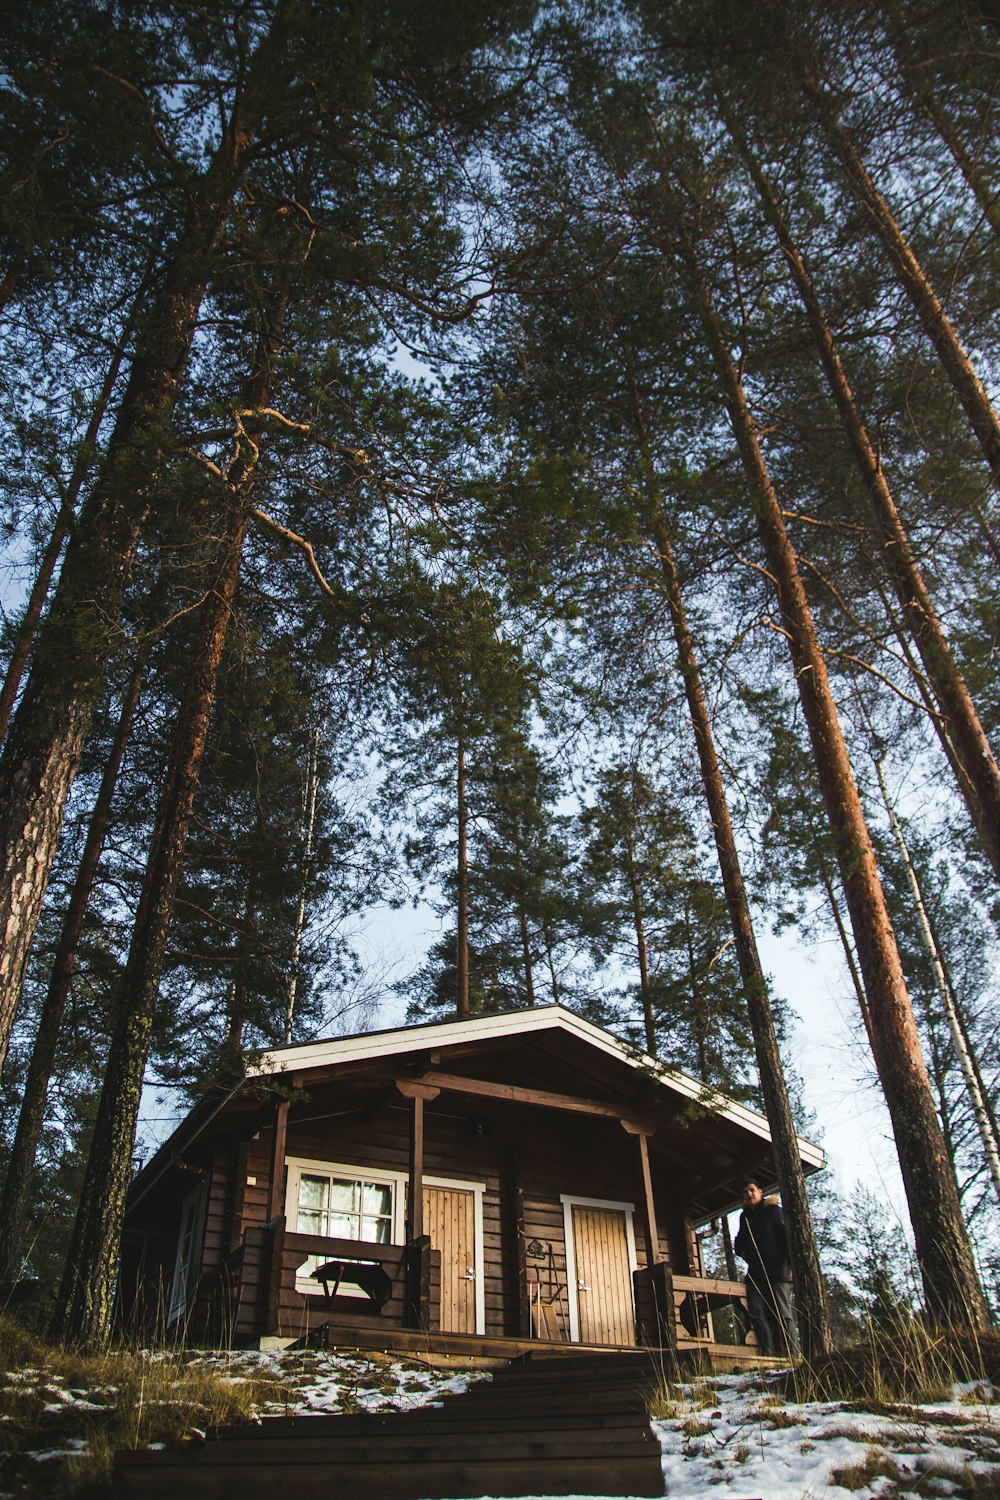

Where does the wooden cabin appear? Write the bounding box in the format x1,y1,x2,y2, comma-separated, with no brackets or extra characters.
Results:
119,1005,823,1358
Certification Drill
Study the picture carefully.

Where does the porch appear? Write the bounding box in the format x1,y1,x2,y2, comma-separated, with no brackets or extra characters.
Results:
217,1219,761,1363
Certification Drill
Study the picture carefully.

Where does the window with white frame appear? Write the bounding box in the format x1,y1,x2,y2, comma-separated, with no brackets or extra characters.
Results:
168,1182,205,1325
285,1159,405,1295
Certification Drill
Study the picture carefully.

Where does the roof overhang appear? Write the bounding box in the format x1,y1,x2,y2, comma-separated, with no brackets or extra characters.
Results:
252,1004,825,1171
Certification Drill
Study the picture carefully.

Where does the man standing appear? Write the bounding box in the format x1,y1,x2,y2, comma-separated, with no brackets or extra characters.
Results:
734,1178,799,1357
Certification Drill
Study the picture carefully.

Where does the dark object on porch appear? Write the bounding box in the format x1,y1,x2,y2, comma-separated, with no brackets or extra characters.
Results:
310,1257,394,1311
112,1349,668,1498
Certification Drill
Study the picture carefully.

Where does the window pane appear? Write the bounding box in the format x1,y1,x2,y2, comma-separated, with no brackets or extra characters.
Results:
330,1179,362,1214
329,1211,357,1238
363,1182,392,1216
297,1208,326,1236
362,1215,391,1243
298,1175,329,1211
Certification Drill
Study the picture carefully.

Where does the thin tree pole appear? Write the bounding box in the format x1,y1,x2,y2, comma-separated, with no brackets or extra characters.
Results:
284,719,321,1045
680,226,989,1329
621,348,831,1351
0,12,292,1076
0,257,152,746
456,727,470,1019
801,63,1000,484
52,296,285,1348
0,649,145,1281
885,6,1000,240
621,805,657,1056
726,113,1000,881
647,502,832,1356
872,754,1000,1211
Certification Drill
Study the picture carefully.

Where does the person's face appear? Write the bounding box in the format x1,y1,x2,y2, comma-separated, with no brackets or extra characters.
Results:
742,1182,763,1208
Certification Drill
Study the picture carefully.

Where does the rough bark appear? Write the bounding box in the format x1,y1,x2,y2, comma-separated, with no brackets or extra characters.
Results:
51,299,283,1346
0,258,152,746
456,730,470,1019
887,10,1000,240
649,508,833,1357
0,653,145,1281
622,820,657,1056
802,64,1000,486
732,123,1000,881
874,756,1000,1210
0,18,287,1076
686,246,989,1329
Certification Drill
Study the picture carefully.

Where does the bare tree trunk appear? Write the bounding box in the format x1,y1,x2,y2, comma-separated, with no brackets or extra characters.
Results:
0,17,288,1077
886,10,1000,239
0,255,153,747
622,819,657,1055
0,651,145,1281
456,730,470,1019
731,124,1000,881
51,294,284,1347
648,505,833,1357
284,719,321,1045
802,64,1000,485
873,756,1000,1210
686,242,989,1329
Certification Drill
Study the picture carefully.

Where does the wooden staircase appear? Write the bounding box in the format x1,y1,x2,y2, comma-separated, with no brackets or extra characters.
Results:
112,1350,668,1497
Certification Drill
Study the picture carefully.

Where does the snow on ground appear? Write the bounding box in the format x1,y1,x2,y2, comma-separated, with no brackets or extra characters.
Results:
2,1346,998,1498
178,1350,1000,1499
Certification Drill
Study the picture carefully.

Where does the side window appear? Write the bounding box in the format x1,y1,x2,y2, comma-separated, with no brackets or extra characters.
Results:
285,1160,405,1295
168,1183,205,1325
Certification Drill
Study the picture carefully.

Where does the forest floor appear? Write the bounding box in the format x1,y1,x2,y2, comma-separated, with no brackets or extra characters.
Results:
0,1324,997,1498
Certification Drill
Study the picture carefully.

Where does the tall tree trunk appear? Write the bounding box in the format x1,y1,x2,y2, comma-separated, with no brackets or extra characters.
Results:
623,819,657,1055
684,239,990,1330
731,122,1000,881
0,652,145,1282
648,504,833,1357
284,720,321,1045
873,755,1000,1211
886,12,1000,239
801,64,1000,485
456,729,470,1019
51,298,283,1347
0,248,156,746
0,16,288,1076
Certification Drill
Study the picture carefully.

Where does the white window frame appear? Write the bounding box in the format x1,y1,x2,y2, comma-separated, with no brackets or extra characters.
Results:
423,1174,487,1336
168,1181,206,1325
560,1193,638,1344
285,1157,408,1296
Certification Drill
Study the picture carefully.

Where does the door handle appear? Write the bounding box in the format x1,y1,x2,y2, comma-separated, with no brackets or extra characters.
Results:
462,1266,476,1280
577,1280,591,1292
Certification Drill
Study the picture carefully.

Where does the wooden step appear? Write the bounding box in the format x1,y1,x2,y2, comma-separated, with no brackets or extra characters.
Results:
210,1406,647,1440
112,1350,667,1499
114,1452,665,1498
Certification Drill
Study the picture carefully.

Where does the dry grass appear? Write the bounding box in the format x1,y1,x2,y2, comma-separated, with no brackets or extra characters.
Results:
0,1316,289,1497
787,1328,1000,1407
830,1444,900,1489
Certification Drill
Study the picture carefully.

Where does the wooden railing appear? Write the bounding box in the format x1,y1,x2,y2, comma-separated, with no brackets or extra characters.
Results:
239,1223,440,1338
634,1264,751,1350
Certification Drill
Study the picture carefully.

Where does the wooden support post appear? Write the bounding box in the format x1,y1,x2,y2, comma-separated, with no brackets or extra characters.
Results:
396,1080,439,1244
396,1080,439,1328
621,1121,660,1266
266,1098,289,1224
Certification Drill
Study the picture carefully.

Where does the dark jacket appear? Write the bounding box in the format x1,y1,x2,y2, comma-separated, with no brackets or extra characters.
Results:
734,1197,790,1291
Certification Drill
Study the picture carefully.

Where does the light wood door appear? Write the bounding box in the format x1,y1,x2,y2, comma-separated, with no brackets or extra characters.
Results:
423,1185,477,1333
571,1204,635,1346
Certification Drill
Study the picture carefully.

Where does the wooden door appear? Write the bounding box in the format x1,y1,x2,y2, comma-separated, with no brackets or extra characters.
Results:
571,1204,635,1346
423,1185,477,1334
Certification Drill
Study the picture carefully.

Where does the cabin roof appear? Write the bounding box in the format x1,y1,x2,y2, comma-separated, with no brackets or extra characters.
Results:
128,1004,823,1221
253,1004,823,1169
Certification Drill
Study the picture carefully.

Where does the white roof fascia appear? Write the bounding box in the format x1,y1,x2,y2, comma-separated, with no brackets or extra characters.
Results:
252,1004,824,1169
